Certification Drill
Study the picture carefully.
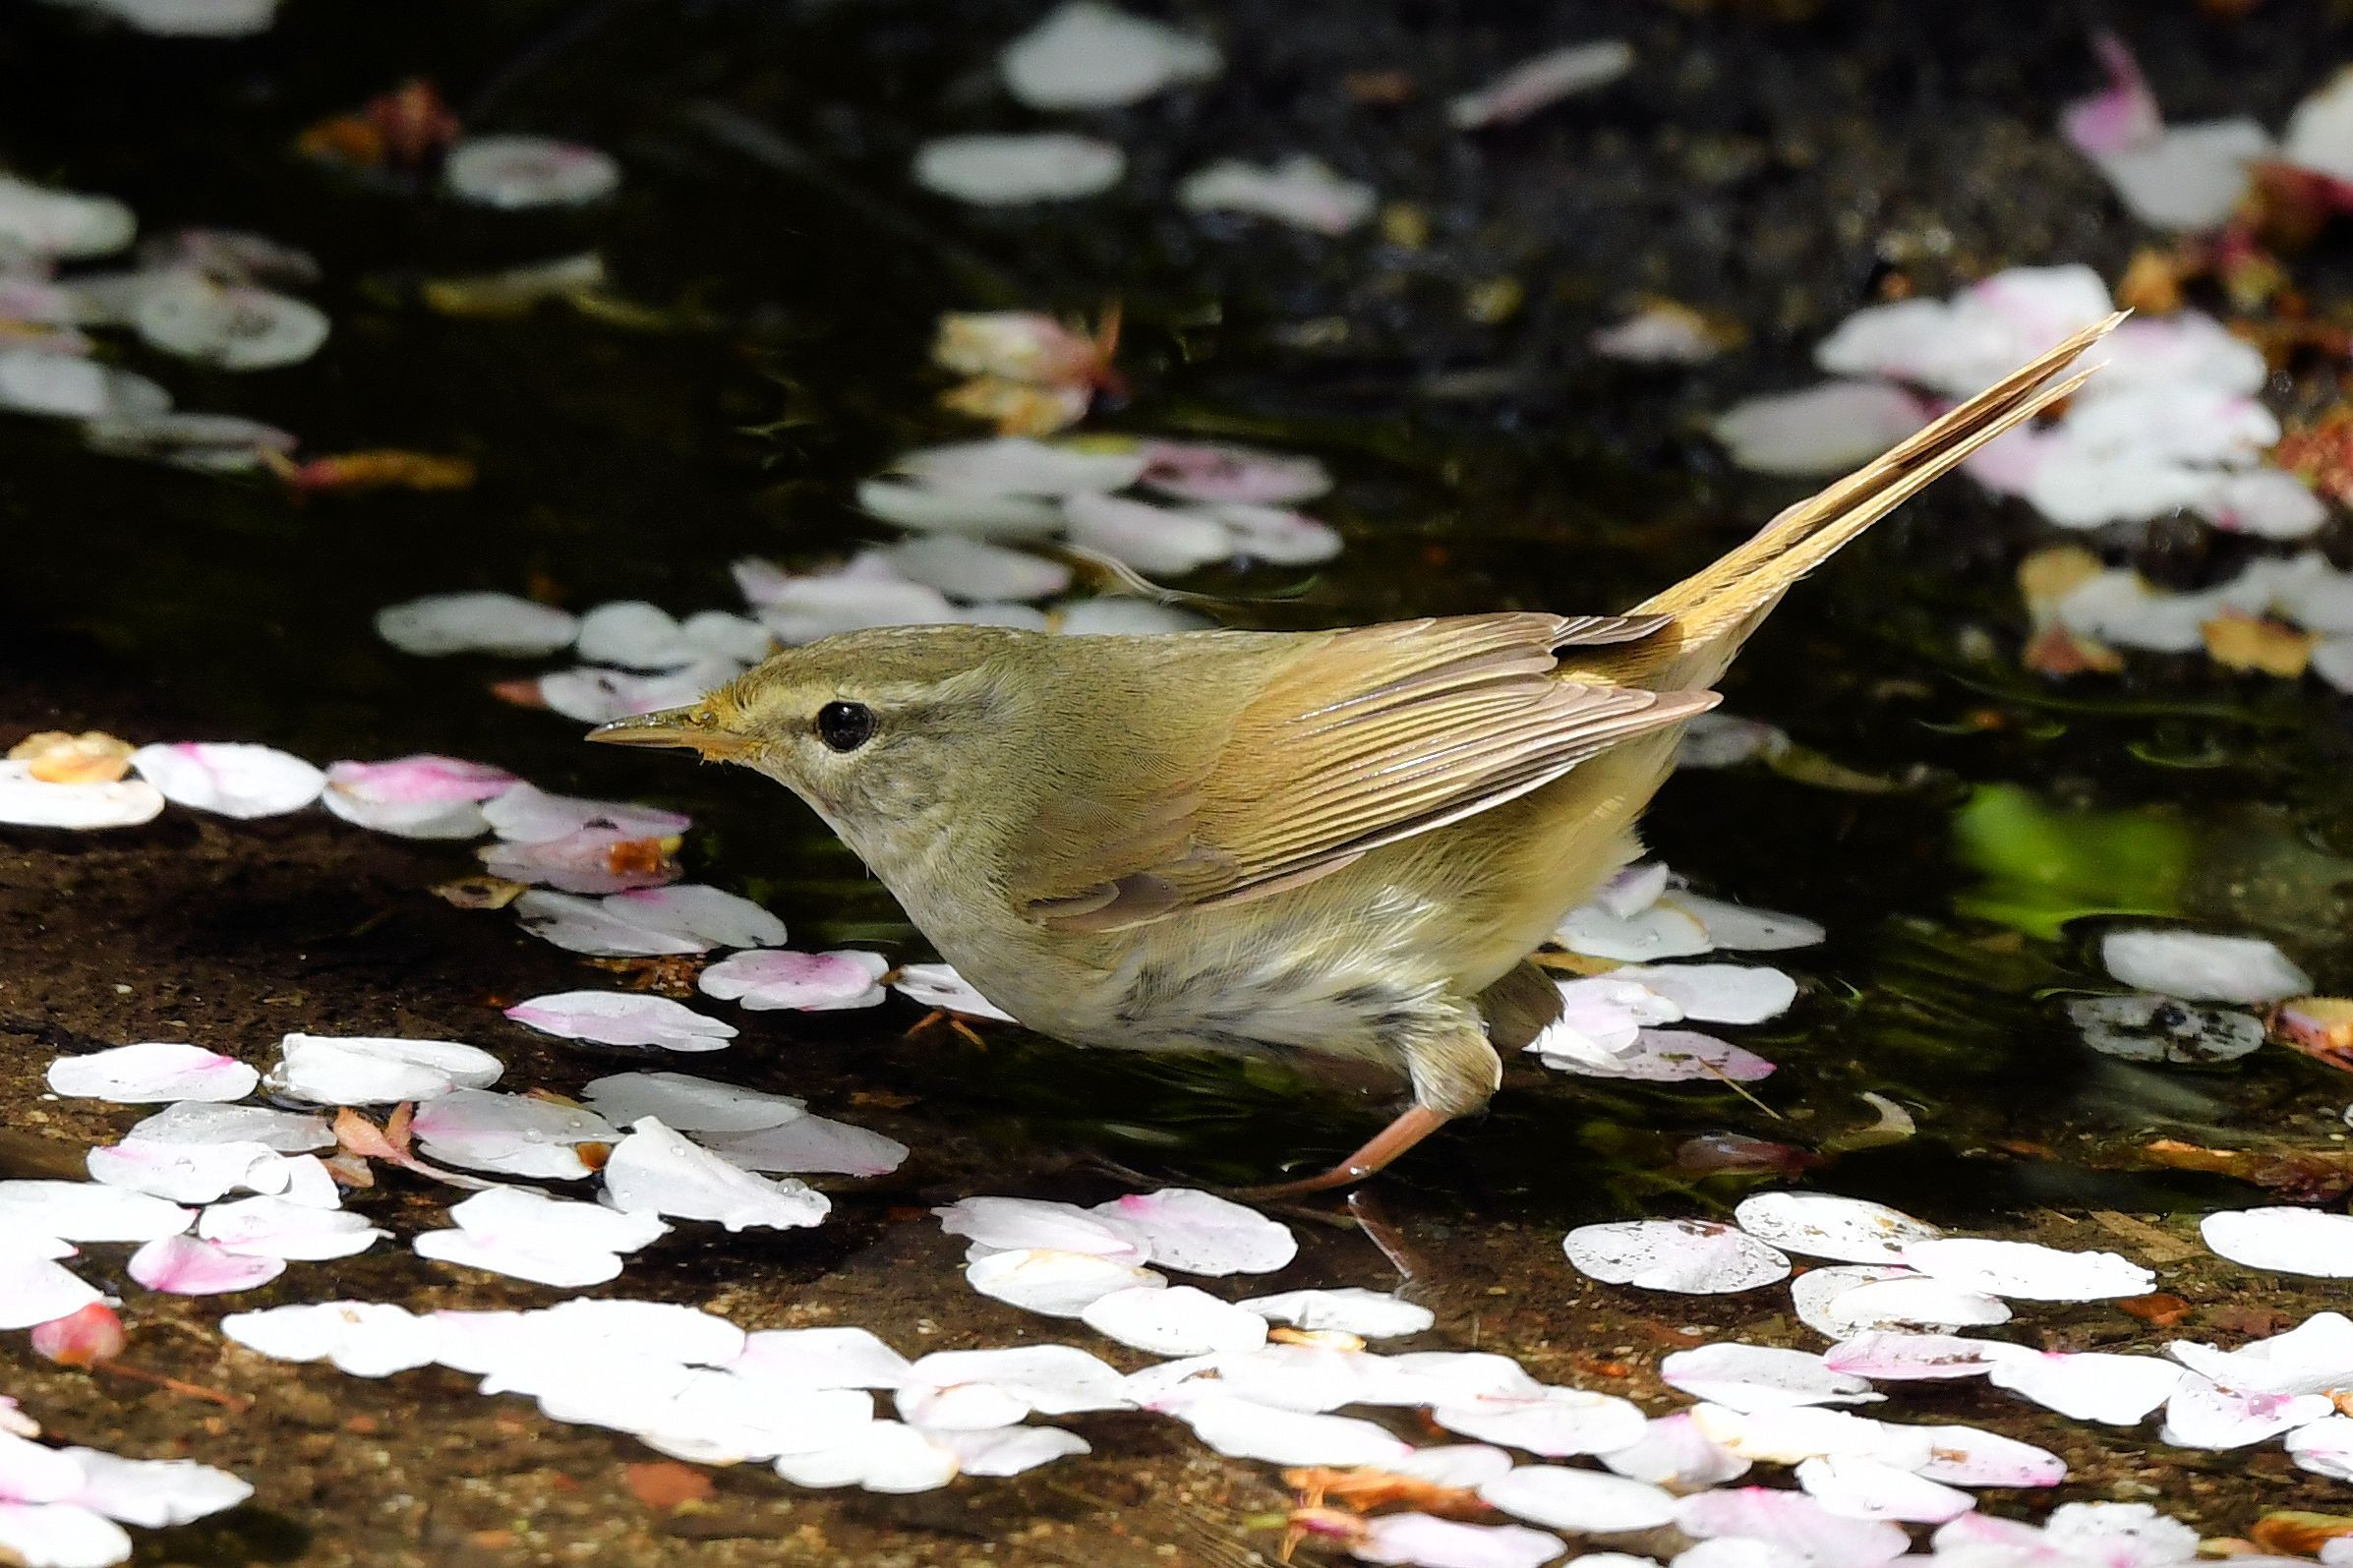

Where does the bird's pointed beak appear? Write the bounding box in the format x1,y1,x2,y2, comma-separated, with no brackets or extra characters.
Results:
585,702,752,759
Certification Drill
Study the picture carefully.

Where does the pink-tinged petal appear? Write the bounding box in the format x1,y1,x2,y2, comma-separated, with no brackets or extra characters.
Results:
1205,502,1343,567
0,760,165,830
1794,1455,1973,1524
933,311,1104,385
703,1114,907,1178
375,592,577,657
1091,1189,1296,1276
2168,1309,2353,1395
1908,1422,2067,1486
1477,1465,1675,1533
1535,1026,1776,1082
127,1233,286,1295
1987,1350,2183,1423
2088,121,2270,233
1823,1332,2015,1381
46,1042,256,1103
579,1071,802,1132
1898,1237,2154,1302
889,962,1017,1022
2061,32,2162,158
128,742,323,818
504,991,735,1053
1177,155,1375,235
444,136,618,207
2159,1373,2334,1449
937,1196,1142,1259
128,1101,331,1150
699,949,889,1012
1591,302,1726,365
1734,1192,1938,1264
1676,1486,1910,1566
514,891,701,958
1061,490,1234,575
198,1196,384,1261
1598,1412,1751,1489
1792,1266,2012,1341
912,134,1124,204
2198,467,2326,541
1564,1219,1790,1294
1446,38,1631,129
87,1138,287,1204
30,1304,125,1367
5,1263,104,1333
2041,1500,2200,1568
529,664,740,725
0,1431,86,1504
1356,1512,1565,1568
2287,1415,2353,1481
731,1326,912,1392
410,1088,621,1179
483,784,689,844
1137,440,1331,505
0,1502,132,1568
606,885,786,949
1430,1387,1647,1458
602,1118,829,1231
1713,382,1927,476
966,1248,1162,1317
1661,1343,1879,1412
478,827,679,894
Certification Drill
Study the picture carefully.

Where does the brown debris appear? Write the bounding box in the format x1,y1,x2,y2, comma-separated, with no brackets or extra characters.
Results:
2202,613,2315,677
8,729,134,784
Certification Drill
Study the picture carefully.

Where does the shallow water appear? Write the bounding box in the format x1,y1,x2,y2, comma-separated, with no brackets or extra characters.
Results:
9,2,2353,1562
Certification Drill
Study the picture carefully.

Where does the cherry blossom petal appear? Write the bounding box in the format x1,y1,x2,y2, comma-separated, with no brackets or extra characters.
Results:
1598,1413,1751,1489
928,1423,1089,1478
1092,1189,1297,1275
602,1118,829,1231
59,1447,252,1528
772,1421,955,1493
478,827,679,894
2199,1207,2353,1276
1821,1332,2014,1382
504,991,736,1053
0,174,135,260
126,1233,285,1295
1793,1456,1972,1524
1161,1389,1413,1465
573,601,703,669
0,1182,192,1244
1898,1238,2154,1302
1001,2,1218,109
129,742,321,818
486,785,690,844
1688,1404,1926,1469
1592,302,1727,365
410,1089,619,1179
1138,440,1330,504
1676,1486,1909,1567
580,1072,804,1132
1536,1027,1776,1083
854,481,1063,538
1206,503,1344,566
1384,1447,1517,1488
132,274,325,370
1241,1288,1435,1339
1909,1423,2066,1486
599,887,782,948
2286,1416,2353,1481
2099,929,2311,1004
86,409,297,473
321,755,518,839
1478,1465,1676,1532
1082,1284,1267,1356
1431,1387,1648,1458
1053,598,1212,635
46,1042,256,1104
1713,382,1926,476
1357,1514,1567,1568
265,1032,501,1105
898,1345,1131,1428
87,1138,286,1204
699,948,889,1011
1178,156,1376,235
199,1195,384,1261
127,1101,332,1151
877,537,1071,603
1734,1193,1939,1265
939,1196,1145,1260
514,890,701,957
444,136,618,207
2158,1373,2333,1449
1448,39,1633,129
0,761,164,829
0,1259,103,1330
1565,1219,1790,1294
914,135,1123,203
535,662,742,725
1611,964,1796,1024
2168,1311,2353,1395
888,962,1017,1022
376,592,578,657
221,1301,442,1376
731,1327,912,1391
415,1186,667,1288
1661,1344,1880,1412
1792,1267,2011,1340
1987,1350,2182,1423
0,1502,132,1568
1557,900,1712,962
967,1248,1165,1316
1063,491,1235,575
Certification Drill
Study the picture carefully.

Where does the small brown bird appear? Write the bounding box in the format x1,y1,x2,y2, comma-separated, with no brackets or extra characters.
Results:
593,315,2119,1195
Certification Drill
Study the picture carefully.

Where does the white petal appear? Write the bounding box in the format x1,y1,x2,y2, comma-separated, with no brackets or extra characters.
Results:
221,1301,441,1376
1793,1456,1972,1524
444,136,618,208
704,1115,908,1178
1239,1287,1435,1339
0,761,164,829
1206,503,1344,566
87,1139,286,1204
1564,1219,1790,1294
130,742,322,818
2042,1501,2201,1568
898,1345,1131,1427
1675,1485,1909,1566
732,1327,911,1391
47,1042,255,1103
514,890,701,957
1713,383,1925,476
1478,1465,1677,1532
1138,440,1330,504
888,962,1018,1022
1388,1446,1517,1487
1162,1390,1412,1465
1820,1332,2014,1381
1430,1387,1648,1458
1671,895,1825,953
936,1196,1145,1260
925,1423,1088,1478
1733,1192,1938,1265
602,1118,828,1231
2201,1207,2353,1277
1062,491,1234,575
580,1071,804,1132
60,1447,251,1527
1082,1284,1267,1356
1356,1514,1566,1568
895,436,1147,498
0,1502,133,1568
1557,901,1713,962
1177,156,1375,236
1597,1413,1750,1489
2088,121,2269,232
132,274,327,370
1987,1350,2183,1423
2168,1311,2353,1395
1091,1188,1297,1275
2285,67,2353,183
878,536,1071,603
601,885,783,948
698,949,890,1011
265,1032,501,1105
967,1247,1162,1316
2099,928,2311,1004
574,601,702,669
1687,1404,1926,1468
914,135,1123,204
1448,39,1633,129
2287,1415,2353,1481
0,1258,103,1330
1791,1267,2011,1340
503,991,736,1053
1609,964,1796,1024
199,1195,384,1260
1898,1237,2154,1302
773,1421,956,1493
2159,1373,2333,1449
1053,597,1212,634
854,480,1064,538
0,1181,191,1243
127,1100,332,1151
0,174,136,260
1002,2,1217,109
1908,1422,2065,1486
410,1088,620,1179
1660,1343,1879,1412
376,592,578,657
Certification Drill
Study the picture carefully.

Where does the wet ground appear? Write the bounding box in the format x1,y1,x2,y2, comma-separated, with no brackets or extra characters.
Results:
8,0,2353,1563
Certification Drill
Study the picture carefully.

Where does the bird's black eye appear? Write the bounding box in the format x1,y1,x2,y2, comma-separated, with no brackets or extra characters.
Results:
815,701,875,753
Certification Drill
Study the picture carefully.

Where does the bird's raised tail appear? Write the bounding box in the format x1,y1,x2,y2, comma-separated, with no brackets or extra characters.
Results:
1628,309,2126,690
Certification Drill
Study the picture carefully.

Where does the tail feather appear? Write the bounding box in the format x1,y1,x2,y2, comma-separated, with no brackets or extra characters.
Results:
1630,310,2126,688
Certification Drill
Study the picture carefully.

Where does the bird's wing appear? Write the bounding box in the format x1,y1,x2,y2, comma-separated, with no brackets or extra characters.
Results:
1010,611,1711,933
